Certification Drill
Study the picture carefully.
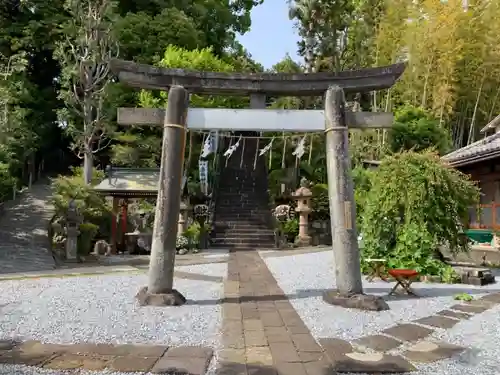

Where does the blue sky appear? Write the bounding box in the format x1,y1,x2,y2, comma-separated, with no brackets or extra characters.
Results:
237,1,301,69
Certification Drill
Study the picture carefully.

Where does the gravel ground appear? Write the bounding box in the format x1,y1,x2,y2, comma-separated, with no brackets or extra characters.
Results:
263,250,500,375
0,263,226,348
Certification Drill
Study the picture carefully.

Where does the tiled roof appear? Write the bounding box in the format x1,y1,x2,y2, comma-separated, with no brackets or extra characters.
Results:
94,168,160,195
442,132,500,167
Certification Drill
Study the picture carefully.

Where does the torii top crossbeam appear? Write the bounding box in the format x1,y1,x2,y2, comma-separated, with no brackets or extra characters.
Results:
110,59,405,96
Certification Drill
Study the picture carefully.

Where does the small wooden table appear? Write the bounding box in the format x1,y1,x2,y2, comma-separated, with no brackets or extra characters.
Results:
388,269,419,296
365,258,388,282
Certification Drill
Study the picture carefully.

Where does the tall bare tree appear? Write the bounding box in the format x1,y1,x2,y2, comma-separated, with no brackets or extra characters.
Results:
55,0,118,184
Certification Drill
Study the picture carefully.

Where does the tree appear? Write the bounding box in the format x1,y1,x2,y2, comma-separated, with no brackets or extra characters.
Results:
389,105,452,155
55,0,118,184
360,151,480,278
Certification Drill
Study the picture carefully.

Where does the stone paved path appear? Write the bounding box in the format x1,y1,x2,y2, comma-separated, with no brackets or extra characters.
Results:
0,339,214,374
0,182,56,274
218,250,333,375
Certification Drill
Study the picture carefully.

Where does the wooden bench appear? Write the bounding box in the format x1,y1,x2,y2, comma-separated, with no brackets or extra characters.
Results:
388,269,419,296
365,258,388,282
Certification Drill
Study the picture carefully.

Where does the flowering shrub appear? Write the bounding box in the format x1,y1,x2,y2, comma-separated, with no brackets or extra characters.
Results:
176,235,189,250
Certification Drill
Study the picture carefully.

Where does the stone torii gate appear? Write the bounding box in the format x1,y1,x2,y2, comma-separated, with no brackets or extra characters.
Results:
110,59,405,310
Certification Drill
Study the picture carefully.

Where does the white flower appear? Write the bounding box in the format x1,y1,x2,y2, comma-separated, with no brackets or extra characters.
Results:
176,235,189,249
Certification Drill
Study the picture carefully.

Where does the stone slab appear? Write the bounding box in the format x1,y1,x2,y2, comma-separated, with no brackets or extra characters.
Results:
413,315,459,329
109,356,159,372
245,346,273,366
353,335,402,352
318,338,353,356
69,343,168,357
302,358,334,375
436,309,472,320
151,346,213,374
0,340,17,351
274,361,308,375
244,330,268,347
479,292,500,303
291,334,322,353
43,354,112,370
328,352,416,373
166,346,214,359
219,348,245,363
260,312,284,327
323,290,390,311
449,303,490,314
269,342,301,363
403,341,465,363
382,324,433,342
151,356,210,375
264,327,293,343
0,350,54,366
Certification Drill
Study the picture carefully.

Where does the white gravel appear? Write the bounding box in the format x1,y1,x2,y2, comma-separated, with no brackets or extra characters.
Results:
0,263,226,349
263,249,500,374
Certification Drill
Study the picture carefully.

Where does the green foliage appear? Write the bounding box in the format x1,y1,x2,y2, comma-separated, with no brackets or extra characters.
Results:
78,222,99,255
310,183,329,220
389,105,452,156
0,163,17,201
50,167,109,226
352,166,373,222
283,218,299,242
360,151,480,277
183,221,210,249
454,292,473,301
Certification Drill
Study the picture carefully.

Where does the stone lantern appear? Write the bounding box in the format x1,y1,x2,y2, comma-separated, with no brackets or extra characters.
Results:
66,199,83,262
178,201,190,235
292,180,312,247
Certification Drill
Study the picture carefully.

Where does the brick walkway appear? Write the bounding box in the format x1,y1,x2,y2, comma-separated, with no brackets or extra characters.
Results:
0,340,213,373
217,250,332,375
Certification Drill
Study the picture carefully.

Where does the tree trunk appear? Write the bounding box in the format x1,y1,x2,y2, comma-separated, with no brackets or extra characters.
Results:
487,85,500,122
421,57,433,108
83,151,93,185
468,71,485,145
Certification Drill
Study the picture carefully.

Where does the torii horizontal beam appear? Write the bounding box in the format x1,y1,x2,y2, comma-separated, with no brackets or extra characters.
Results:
110,59,406,96
117,108,394,131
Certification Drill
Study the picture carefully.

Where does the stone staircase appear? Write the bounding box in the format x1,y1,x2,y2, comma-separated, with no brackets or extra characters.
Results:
211,132,275,250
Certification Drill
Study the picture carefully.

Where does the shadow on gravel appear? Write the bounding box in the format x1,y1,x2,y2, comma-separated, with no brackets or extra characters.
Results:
187,285,500,306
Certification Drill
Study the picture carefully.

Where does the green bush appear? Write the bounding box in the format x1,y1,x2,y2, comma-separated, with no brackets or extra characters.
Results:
389,105,452,156
78,222,99,255
360,151,480,278
50,167,111,250
311,183,329,220
0,162,16,201
283,218,299,242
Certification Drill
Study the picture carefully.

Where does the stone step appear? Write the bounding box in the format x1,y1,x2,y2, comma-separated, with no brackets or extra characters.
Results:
213,224,274,231
213,228,275,235
215,210,271,216
211,237,275,245
214,217,270,223
213,242,275,249
212,231,275,238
